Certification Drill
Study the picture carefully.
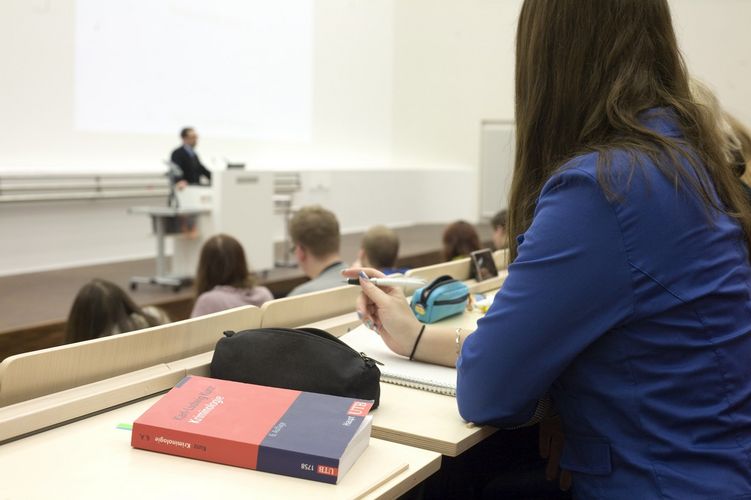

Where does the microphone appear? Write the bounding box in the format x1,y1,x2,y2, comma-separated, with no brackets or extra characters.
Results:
163,160,182,182
163,160,182,208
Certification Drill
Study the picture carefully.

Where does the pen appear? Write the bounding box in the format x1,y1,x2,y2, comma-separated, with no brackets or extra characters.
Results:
344,277,428,288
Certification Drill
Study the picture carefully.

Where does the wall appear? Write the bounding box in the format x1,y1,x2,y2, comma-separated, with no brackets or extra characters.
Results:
391,0,519,169
0,0,394,171
390,0,751,169
0,167,476,276
1,1,749,172
2,1,751,275
0,196,167,275
670,0,751,125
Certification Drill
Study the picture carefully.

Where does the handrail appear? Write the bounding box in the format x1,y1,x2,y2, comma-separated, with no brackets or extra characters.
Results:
0,173,169,203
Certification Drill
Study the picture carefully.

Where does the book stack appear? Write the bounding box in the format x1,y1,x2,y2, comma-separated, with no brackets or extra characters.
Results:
131,375,374,484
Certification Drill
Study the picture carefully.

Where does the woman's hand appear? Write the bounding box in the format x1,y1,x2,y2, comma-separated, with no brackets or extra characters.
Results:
342,267,424,358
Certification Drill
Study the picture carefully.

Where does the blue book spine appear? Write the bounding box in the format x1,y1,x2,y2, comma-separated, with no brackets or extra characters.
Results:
256,392,368,483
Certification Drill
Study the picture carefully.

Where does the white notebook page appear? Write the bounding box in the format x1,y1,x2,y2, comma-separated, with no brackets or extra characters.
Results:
341,325,457,396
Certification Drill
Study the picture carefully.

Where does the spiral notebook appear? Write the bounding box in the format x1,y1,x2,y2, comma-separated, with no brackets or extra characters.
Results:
340,325,457,397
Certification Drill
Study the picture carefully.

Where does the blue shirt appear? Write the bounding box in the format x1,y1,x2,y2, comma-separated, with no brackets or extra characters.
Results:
457,111,751,499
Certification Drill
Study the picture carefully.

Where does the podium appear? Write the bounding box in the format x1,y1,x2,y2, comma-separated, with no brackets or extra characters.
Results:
129,171,274,291
211,170,274,272
127,206,211,291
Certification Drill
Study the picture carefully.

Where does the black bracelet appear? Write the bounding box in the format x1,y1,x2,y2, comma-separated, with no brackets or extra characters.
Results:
409,324,427,361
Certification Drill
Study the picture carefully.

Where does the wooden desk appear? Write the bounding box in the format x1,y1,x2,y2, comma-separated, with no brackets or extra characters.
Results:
371,384,496,457
312,288,503,458
360,302,494,457
0,395,440,500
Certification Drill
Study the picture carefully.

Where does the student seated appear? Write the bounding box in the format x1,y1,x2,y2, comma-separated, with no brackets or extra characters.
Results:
353,225,406,275
345,0,751,497
65,279,170,343
287,205,347,296
190,234,273,317
490,209,508,250
442,220,481,261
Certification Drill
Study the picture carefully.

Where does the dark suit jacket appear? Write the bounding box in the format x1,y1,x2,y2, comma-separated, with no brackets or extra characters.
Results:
170,146,212,185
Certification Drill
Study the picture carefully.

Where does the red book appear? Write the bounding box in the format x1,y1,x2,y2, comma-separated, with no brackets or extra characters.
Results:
131,375,374,484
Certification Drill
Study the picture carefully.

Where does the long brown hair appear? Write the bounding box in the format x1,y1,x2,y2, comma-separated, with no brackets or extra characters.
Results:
194,234,256,296
65,279,160,343
442,220,481,261
508,0,751,261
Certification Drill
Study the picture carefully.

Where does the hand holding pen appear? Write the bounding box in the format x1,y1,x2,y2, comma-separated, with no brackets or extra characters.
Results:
343,276,427,290
341,267,424,358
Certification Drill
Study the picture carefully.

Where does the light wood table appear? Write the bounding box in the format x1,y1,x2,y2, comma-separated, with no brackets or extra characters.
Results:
326,288,502,457
355,302,495,457
370,383,496,456
0,394,441,500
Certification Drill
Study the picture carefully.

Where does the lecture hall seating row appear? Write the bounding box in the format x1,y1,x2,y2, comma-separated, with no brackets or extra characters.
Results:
0,223,491,362
0,250,508,444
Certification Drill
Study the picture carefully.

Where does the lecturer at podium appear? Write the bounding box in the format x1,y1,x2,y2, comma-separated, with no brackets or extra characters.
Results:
170,127,212,188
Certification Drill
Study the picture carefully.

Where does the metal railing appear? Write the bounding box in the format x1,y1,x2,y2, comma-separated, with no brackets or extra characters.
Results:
0,173,170,203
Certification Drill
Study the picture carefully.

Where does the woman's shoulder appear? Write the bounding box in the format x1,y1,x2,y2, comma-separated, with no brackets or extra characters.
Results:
206,285,241,296
141,305,171,325
542,153,602,195
551,147,663,197
239,285,274,305
194,288,229,307
202,285,273,304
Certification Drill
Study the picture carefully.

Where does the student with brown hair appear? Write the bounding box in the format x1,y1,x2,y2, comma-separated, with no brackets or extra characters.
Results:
346,0,751,497
191,234,273,317
442,220,481,261
355,225,403,274
65,279,169,343
490,209,508,250
287,205,347,296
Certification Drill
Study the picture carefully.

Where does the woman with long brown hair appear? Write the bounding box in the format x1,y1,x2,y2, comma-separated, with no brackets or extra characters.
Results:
191,234,273,317
442,220,481,261
65,279,168,343
346,0,751,497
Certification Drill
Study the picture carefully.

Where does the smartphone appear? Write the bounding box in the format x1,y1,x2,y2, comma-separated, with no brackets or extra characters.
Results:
470,248,498,282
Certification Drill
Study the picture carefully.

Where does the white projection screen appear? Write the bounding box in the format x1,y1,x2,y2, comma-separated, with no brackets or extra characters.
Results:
75,0,313,141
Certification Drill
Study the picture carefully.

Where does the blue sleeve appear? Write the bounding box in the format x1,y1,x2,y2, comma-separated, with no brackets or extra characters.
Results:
456,167,634,426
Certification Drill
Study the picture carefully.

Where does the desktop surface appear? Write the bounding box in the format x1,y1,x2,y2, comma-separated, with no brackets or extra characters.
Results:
0,394,440,499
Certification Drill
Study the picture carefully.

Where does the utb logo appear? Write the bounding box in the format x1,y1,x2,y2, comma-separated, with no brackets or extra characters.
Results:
317,465,338,477
347,401,373,416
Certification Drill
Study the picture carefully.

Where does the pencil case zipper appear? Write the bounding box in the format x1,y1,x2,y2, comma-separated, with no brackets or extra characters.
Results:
433,294,469,306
